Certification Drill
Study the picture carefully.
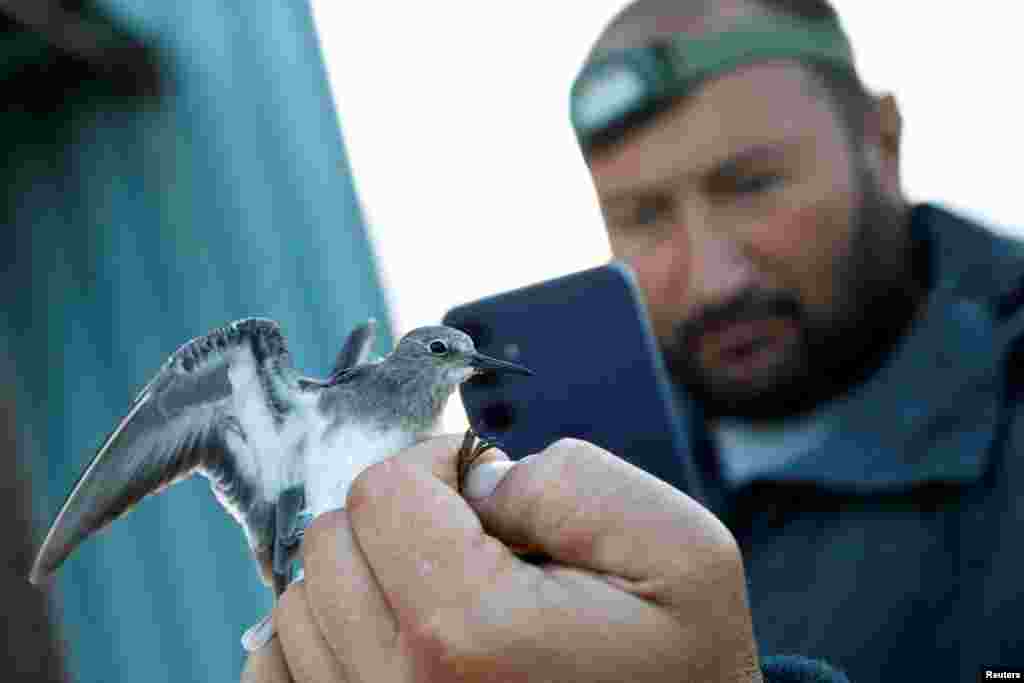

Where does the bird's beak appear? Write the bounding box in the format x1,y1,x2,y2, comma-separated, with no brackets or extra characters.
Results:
467,352,534,376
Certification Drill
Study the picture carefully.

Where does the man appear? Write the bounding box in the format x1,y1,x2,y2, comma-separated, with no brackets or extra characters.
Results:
246,1,1024,681
575,1,1024,680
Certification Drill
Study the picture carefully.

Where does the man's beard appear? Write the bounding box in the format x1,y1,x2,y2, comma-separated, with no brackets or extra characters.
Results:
662,167,921,422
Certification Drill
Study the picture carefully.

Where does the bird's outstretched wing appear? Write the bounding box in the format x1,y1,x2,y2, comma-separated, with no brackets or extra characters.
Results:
29,318,302,585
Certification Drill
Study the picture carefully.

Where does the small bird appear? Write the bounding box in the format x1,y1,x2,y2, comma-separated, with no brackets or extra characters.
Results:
29,318,531,650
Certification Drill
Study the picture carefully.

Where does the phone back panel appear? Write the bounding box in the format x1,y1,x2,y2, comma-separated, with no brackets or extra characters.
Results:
444,262,698,495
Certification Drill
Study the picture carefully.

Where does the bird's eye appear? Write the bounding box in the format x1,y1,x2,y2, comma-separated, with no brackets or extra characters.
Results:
428,340,449,355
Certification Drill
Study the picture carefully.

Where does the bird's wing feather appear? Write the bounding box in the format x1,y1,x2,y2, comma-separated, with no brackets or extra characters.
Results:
332,318,377,376
30,318,300,584
297,319,377,390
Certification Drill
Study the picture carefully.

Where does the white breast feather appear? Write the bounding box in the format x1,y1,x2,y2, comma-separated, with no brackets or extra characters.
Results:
222,344,420,517
304,423,418,518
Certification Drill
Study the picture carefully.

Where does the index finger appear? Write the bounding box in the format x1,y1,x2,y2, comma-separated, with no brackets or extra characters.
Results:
466,439,739,600
342,435,518,627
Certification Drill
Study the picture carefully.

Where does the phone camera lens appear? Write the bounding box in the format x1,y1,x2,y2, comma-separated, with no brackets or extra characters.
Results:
503,343,521,361
481,402,514,432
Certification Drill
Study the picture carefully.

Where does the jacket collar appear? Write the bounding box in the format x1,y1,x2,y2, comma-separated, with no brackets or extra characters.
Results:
724,203,1024,493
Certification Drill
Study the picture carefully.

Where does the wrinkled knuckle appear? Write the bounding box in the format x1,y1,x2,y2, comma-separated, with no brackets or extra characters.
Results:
403,609,493,680
546,509,597,565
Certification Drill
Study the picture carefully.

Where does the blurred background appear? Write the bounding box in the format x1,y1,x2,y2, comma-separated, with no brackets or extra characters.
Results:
1,1,1020,681
308,2,1024,433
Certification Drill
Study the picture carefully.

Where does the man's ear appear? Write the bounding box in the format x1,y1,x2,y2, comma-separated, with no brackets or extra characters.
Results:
864,93,903,196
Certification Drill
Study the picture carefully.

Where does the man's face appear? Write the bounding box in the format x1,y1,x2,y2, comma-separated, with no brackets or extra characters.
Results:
588,61,909,420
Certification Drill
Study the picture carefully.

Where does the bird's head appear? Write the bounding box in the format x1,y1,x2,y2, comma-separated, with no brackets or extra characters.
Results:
390,326,533,391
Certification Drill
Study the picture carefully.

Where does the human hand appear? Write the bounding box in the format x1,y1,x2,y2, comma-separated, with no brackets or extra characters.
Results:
242,435,763,683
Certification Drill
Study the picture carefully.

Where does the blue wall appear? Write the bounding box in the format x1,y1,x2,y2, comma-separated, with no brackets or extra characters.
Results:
3,1,392,680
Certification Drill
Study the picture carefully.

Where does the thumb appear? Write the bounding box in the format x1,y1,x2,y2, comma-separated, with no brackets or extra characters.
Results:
463,438,738,594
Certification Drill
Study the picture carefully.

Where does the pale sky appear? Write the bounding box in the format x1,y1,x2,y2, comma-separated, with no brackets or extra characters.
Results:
309,3,1023,432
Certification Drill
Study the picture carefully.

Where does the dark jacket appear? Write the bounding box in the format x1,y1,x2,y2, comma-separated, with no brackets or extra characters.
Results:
690,204,1024,682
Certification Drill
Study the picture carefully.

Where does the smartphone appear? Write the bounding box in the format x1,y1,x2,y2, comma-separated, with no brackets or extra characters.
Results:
443,261,702,498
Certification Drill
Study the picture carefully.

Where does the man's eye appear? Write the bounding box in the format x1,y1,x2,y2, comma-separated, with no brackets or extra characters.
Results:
623,196,673,226
731,173,782,194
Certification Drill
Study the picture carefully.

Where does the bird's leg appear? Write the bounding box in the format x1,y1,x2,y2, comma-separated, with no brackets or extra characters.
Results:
274,486,311,586
456,426,502,494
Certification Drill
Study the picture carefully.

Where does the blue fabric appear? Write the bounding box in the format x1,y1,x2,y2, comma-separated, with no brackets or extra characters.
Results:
686,204,1024,683
3,2,392,681
762,655,851,683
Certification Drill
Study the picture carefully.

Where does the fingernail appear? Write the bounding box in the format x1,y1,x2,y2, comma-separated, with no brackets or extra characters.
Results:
464,460,516,499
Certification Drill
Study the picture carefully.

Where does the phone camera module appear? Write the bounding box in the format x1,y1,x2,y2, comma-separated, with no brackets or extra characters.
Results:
481,402,515,432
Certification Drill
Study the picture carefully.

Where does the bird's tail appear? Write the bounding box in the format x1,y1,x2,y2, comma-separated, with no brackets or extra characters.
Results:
241,614,275,652
241,567,304,652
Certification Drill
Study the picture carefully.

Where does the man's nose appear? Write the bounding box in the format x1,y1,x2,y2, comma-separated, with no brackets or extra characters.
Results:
685,219,758,307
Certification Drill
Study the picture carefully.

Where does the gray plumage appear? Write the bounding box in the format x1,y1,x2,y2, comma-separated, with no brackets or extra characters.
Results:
30,317,530,651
